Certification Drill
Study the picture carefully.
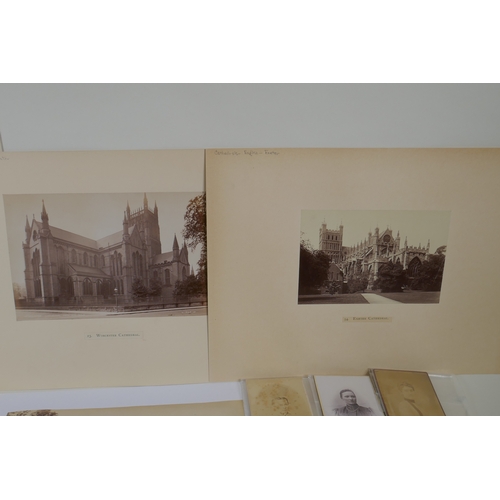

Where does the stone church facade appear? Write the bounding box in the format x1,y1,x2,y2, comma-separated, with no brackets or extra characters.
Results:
320,222,433,288
22,195,191,306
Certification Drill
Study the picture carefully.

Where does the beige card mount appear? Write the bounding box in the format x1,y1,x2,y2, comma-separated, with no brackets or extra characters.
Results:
206,148,500,381
0,150,208,391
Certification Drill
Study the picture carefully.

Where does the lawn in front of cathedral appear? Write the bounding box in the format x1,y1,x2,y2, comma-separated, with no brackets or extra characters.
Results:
371,291,440,304
298,290,440,305
299,294,369,304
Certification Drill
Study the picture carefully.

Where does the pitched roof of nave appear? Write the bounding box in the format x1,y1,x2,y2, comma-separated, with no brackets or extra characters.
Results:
33,220,98,249
33,220,138,250
152,248,189,266
67,263,110,278
96,228,128,249
152,251,174,265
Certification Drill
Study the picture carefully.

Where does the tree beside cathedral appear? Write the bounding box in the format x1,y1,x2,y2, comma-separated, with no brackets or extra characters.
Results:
408,253,446,291
132,278,149,301
298,239,330,294
373,262,407,292
180,193,207,297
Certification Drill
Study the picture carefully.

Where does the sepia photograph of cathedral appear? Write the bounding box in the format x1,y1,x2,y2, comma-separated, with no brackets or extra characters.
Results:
3,192,207,320
299,210,450,304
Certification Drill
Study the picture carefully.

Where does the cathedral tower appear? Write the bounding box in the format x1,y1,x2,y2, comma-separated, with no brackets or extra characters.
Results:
319,222,343,263
127,194,162,261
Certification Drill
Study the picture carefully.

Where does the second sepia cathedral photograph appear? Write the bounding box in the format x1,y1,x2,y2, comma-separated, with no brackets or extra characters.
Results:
299,209,450,305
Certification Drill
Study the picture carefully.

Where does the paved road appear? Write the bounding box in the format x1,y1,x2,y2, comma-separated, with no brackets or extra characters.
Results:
113,307,207,318
361,293,402,304
16,306,207,321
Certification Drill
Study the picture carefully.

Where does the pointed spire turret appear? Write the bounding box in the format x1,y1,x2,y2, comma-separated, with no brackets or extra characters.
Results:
173,234,180,261
25,216,31,242
126,200,131,218
143,193,148,210
123,211,129,236
41,200,49,229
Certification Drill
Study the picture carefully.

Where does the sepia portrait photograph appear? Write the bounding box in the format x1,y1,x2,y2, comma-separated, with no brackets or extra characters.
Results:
3,191,207,321
299,210,450,305
370,369,445,416
245,377,313,416
314,375,384,416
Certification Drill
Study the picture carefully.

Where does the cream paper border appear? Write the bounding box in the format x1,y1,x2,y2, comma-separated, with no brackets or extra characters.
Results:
206,148,500,381
0,150,208,390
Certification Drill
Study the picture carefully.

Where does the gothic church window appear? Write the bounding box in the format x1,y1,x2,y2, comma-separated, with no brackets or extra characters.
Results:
67,277,74,297
139,254,144,277
59,277,67,297
83,278,93,295
32,248,42,298
408,257,422,278
102,280,112,298
57,246,65,275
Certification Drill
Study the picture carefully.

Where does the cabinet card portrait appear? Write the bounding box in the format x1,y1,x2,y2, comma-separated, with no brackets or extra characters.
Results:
206,148,500,381
314,375,384,416
245,377,313,416
0,150,208,391
369,369,445,416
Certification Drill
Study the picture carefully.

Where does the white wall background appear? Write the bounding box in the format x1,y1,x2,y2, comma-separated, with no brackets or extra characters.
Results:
1,84,500,151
